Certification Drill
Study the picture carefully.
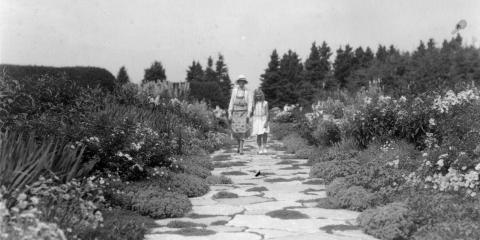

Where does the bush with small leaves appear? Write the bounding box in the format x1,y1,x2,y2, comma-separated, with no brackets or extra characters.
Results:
336,186,375,211
295,147,316,159
357,202,415,240
129,189,192,219
270,122,296,140
310,160,360,184
412,221,480,240
165,173,210,198
283,133,309,154
313,120,341,146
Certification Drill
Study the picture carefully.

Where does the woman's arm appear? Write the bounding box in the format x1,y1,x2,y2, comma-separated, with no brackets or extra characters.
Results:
227,88,236,119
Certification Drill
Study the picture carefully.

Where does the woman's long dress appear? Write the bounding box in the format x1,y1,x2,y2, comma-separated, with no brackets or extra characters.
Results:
251,101,270,136
231,89,249,140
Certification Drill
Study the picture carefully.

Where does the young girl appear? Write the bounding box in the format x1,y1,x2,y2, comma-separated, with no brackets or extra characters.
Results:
251,89,269,154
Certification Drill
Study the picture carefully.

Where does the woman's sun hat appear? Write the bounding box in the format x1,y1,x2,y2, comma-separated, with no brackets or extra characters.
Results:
236,74,248,84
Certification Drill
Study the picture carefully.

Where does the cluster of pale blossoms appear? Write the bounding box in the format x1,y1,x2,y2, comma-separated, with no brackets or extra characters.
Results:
424,165,480,197
432,89,480,113
1,189,67,240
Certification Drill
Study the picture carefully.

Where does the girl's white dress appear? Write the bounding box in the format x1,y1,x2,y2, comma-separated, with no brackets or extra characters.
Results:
251,101,270,135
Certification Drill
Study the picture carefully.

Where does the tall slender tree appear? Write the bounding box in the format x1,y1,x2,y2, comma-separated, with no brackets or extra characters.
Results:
215,54,232,108
116,66,130,86
260,49,282,107
333,45,354,88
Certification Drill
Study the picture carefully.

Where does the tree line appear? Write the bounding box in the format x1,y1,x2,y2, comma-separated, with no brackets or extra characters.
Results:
260,34,480,108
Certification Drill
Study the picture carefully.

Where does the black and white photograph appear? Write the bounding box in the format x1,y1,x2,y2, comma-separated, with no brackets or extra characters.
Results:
1,0,480,239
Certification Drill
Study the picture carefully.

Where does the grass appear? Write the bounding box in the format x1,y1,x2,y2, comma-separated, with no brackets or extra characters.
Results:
211,154,232,162
103,207,158,229
302,179,325,185
316,198,341,209
320,224,361,234
276,159,298,165
186,213,221,219
246,186,269,192
265,209,310,219
211,220,229,226
264,177,305,183
279,165,301,170
221,171,248,176
214,161,247,168
166,221,206,228
162,228,216,236
206,175,233,184
212,191,239,199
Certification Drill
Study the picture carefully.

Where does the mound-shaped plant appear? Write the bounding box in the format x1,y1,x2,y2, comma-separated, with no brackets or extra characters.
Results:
166,173,210,198
313,120,341,146
128,189,192,219
295,147,316,159
283,133,309,154
310,160,360,184
412,221,480,240
339,186,375,211
357,202,415,240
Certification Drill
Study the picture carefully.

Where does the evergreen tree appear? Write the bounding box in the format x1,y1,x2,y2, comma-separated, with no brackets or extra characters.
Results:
215,54,232,108
186,61,204,82
376,45,388,62
260,49,282,107
333,45,354,88
318,41,333,89
279,50,303,106
204,57,217,82
116,66,130,86
143,61,166,84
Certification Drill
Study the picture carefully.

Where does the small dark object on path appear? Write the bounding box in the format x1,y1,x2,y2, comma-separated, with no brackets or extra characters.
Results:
254,171,261,177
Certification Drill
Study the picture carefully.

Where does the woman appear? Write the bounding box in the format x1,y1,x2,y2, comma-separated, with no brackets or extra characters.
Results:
251,89,270,154
228,75,253,154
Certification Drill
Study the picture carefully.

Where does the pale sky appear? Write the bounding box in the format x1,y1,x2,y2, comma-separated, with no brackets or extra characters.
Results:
1,0,479,88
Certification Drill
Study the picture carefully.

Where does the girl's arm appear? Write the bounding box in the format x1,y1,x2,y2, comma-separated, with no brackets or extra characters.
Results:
265,101,269,121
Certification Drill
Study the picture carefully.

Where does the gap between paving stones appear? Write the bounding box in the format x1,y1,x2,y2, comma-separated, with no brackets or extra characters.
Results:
145,139,378,240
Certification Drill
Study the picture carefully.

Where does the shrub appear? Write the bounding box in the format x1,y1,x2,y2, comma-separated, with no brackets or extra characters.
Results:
160,173,209,198
412,221,480,240
308,138,358,165
357,202,415,240
313,120,341,146
206,175,233,185
326,177,349,200
406,191,480,228
1,64,116,91
310,160,360,184
337,186,375,211
283,133,309,154
295,147,315,159
130,189,191,219
270,122,296,140
80,209,149,240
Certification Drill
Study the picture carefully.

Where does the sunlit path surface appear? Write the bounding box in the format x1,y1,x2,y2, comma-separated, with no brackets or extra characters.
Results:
145,138,378,240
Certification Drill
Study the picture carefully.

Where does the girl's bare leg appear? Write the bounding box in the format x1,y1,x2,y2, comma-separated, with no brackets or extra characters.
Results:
257,135,262,153
262,133,268,152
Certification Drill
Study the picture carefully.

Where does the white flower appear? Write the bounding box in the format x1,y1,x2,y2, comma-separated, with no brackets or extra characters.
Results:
422,152,428,157
475,163,480,171
429,118,436,126
437,159,444,167
399,96,407,103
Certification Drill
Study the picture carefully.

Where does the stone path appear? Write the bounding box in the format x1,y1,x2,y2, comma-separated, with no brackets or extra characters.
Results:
146,138,378,240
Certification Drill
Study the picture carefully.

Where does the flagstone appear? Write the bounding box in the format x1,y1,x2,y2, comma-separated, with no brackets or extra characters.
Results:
191,204,244,216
